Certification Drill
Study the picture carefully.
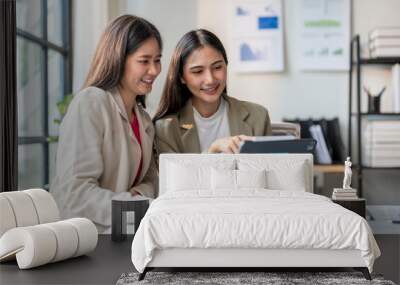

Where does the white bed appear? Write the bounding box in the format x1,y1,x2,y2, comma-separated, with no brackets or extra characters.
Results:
131,154,380,280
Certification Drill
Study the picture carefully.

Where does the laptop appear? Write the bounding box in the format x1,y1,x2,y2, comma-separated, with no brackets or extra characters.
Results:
239,136,317,154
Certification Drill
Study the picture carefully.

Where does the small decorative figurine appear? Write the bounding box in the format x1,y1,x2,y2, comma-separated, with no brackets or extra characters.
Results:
343,157,353,190
332,157,357,199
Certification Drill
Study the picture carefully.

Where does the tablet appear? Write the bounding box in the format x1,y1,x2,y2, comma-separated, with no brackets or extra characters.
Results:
239,138,317,154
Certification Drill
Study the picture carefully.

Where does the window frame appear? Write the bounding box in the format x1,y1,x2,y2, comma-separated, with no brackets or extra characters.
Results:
0,0,18,192
17,0,72,188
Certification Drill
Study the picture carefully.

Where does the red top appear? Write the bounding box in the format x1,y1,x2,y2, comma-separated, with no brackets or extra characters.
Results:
131,112,142,185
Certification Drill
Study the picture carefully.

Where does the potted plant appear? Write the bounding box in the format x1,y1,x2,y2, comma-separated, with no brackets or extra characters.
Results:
47,94,74,143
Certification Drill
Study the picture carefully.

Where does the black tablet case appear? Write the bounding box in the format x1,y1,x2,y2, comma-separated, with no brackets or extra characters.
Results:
239,139,317,154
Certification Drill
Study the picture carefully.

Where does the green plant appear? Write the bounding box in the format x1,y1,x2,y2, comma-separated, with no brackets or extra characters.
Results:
47,94,74,143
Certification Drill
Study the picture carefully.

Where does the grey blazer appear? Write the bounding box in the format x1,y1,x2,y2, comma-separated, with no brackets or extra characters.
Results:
155,95,272,154
50,87,157,233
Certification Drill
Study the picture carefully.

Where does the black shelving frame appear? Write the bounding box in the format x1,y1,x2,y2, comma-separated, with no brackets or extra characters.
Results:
348,35,400,197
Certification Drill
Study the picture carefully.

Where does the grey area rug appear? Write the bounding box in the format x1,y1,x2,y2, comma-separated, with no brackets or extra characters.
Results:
116,272,396,285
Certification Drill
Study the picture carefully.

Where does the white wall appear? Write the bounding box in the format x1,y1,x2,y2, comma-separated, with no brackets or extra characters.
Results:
199,0,347,121
72,0,400,145
73,0,198,114
197,0,400,205
198,0,400,146
122,0,198,114
70,0,400,204
72,0,109,92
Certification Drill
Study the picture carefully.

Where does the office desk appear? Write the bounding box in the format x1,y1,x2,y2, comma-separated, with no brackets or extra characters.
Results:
0,235,133,285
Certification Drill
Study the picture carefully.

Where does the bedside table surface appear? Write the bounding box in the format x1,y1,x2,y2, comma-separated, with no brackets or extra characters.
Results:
332,198,366,201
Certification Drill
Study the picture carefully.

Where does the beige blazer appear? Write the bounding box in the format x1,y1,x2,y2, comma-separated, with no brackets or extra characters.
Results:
155,95,272,154
50,87,157,233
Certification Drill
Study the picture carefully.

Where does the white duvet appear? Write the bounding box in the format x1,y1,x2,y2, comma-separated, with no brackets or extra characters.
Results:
131,190,380,273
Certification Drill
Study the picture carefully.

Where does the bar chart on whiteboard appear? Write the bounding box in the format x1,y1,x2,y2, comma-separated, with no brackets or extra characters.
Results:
231,0,284,73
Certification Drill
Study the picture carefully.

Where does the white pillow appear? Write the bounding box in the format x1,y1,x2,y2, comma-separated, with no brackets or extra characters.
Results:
167,162,209,191
211,168,267,190
167,160,235,192
211,168,236,190
238,159,307,191
266,166,306,191
237,169,267,188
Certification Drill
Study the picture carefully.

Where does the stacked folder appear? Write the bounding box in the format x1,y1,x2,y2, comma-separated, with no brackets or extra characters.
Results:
332,188,358,200
369,27,400,58
284,118,346,165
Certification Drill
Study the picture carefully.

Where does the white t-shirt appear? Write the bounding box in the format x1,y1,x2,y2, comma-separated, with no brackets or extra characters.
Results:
193,98,231,152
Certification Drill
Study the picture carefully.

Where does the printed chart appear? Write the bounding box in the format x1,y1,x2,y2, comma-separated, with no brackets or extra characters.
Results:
231,0,284,73
298,0,351,71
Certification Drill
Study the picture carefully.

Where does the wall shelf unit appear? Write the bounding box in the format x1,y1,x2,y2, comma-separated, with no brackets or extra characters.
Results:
348,35,400,197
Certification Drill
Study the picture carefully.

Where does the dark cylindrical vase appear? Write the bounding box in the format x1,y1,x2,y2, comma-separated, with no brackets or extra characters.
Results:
368,95,381,114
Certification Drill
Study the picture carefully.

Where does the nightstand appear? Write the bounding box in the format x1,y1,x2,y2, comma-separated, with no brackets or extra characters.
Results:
111,196,150,242
332,198,366,218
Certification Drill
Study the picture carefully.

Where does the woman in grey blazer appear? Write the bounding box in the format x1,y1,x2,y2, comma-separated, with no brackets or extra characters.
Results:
51,15,162,233
153,29,272,155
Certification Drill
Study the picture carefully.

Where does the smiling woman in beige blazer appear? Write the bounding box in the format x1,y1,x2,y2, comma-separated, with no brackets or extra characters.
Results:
50,15,162,233
153,29,271,154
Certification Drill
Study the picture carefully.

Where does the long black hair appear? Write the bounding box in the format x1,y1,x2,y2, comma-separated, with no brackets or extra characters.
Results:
153,29,227,121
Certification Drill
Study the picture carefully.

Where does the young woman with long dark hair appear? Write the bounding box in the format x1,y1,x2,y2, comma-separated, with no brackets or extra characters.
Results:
51,15,162,233
153,29,271,154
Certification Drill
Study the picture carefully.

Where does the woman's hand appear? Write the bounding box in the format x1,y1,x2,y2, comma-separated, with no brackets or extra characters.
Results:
208,135,253,154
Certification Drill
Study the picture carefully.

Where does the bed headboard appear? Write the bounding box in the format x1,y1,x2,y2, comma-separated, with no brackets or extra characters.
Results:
159,154,314,196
